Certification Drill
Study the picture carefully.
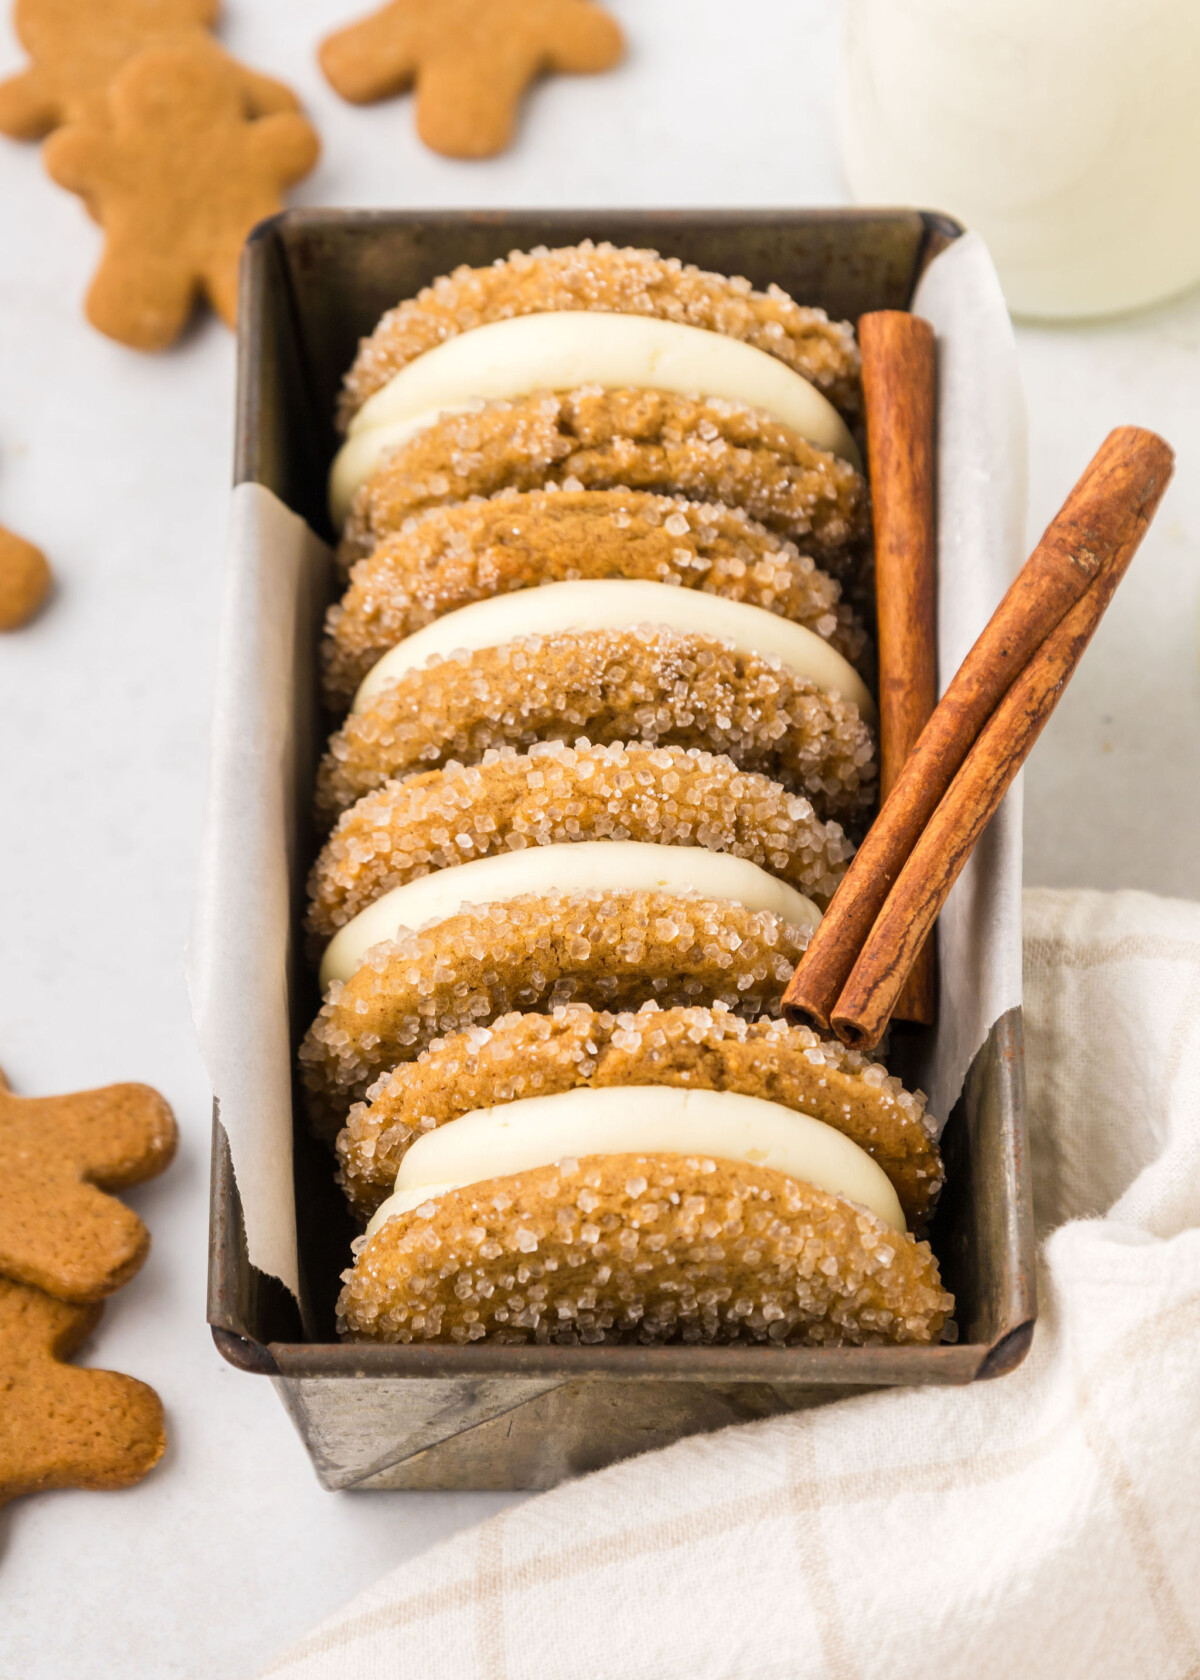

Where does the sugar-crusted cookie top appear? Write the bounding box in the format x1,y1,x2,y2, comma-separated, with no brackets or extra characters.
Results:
338,242,861,429
338,1152,951,1347
315,625,878,829
308,740,853,938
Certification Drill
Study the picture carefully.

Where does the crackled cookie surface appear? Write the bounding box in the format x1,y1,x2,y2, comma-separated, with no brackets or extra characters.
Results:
338,387,869,569
324,487,868,708
337,1001,942,1226
338,1152,950,1346
300,889,811,1133
338,241,862,428
308,740,852,939
315,626,877,829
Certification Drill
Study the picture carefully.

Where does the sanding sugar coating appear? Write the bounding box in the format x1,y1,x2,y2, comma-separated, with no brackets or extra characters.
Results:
308,740,853,939
337,241,863,432
337,1152,951,1346
323,488,869,709
337,388,870,570
315,626,878,830
299,889,813,1135
336,1001,943,1227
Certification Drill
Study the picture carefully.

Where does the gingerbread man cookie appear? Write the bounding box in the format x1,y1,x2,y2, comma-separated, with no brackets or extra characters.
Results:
0,0,297,139
0,1070,177,1304
43,36,320,348
319,0,624,159
0,525,52,630
0,1278,165,1507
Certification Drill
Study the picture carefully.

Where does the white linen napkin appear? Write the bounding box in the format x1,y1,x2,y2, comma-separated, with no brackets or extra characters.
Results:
258,887,1200,1680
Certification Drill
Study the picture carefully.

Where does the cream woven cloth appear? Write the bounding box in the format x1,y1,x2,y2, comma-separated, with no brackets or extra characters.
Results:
260,888,1200,1680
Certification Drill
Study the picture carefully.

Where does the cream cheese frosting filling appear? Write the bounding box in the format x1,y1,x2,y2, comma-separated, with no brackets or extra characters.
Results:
351,577,876,722
364,1085,906,1238
328,311,862,525
319,840,822,990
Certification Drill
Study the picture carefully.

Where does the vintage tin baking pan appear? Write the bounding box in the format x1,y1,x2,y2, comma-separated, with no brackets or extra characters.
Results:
207,208,1036,1491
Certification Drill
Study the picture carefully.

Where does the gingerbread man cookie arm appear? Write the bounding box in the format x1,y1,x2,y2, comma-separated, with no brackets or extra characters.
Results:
415,7,623,159
0,64,59,138
543,0,625,70
319,3,424,105
42,121,115,196
1,1180,151,1303
231,62,302,117
39,1083,179,1187
245,107,324,181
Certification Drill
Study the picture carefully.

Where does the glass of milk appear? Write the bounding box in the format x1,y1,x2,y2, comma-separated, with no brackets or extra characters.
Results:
839,0,1200,319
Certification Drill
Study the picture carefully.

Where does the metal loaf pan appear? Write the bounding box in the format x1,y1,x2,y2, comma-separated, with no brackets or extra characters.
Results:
208,208,1036,1491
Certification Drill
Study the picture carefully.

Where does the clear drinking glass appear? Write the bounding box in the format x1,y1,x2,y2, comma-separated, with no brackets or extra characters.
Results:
839,0,1200,319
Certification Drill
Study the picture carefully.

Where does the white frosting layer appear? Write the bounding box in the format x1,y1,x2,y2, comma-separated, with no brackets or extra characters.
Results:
367,1182,462,1228
319,839,822,990
364,1086,905,1237
351,577,876,721
328,311,861,525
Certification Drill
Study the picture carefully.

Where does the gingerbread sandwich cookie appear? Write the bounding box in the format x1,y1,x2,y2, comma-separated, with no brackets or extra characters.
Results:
315,602,877,829
337,241,862,429
329,245,866,579
336,1000,944,1228
307,740,853,944
340,1143,951,1348
323,488,869,709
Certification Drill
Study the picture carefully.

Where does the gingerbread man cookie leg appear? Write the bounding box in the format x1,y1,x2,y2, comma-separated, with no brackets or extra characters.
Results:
0,1279,166,1507
87,248,200,353
413,11,624,158
413,43,548,158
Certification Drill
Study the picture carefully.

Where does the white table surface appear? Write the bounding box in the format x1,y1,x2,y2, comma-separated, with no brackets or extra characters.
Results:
1,2,1196,1674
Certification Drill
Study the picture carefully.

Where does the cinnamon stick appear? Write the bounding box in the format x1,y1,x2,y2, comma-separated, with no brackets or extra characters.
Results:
782,425,1175,1032
830,515,1155,1048
859,311,938,1025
